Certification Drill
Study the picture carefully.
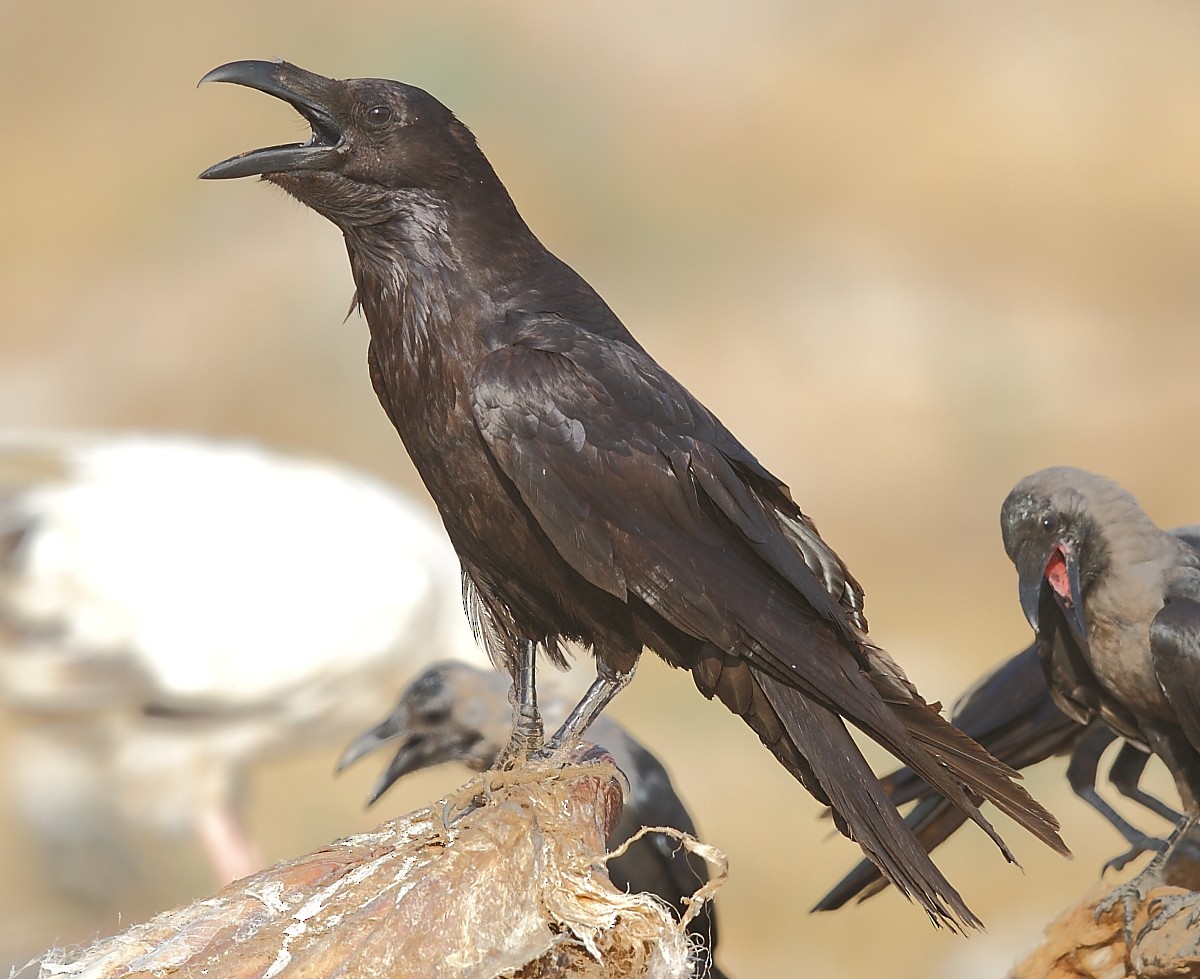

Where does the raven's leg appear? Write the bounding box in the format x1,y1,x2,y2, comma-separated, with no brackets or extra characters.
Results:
495,639,544,768
1108,742,1181,823
542,654,639,756
1066,724,1166,872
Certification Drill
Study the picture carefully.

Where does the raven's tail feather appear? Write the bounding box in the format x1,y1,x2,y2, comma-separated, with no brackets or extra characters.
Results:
692,646,980,930
814,795,964,911
885,695,1069,858
691,642,1068,930
757,676,985,930
812,717,1029,914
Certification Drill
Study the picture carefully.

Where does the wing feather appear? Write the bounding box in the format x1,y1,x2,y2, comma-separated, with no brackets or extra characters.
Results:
470,327,905,738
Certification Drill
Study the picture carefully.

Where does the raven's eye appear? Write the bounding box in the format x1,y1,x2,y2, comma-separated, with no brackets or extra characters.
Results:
366,105,393,127
1041,514,1058,534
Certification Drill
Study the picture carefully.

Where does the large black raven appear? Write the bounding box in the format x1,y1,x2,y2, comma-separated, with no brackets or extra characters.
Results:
200,59,1066,928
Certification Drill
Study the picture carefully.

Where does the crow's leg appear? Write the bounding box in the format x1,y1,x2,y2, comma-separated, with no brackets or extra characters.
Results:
1097,814,1198,947
495,639,544,769
1097,729,1200,946
1067,725,1166,872
1108,741,1181,823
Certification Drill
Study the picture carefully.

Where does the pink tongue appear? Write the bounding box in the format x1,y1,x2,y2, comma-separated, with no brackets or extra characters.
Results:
1045,548,1072,603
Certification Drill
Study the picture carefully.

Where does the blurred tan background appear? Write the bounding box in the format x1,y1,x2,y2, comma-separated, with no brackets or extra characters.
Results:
3,1,1200,976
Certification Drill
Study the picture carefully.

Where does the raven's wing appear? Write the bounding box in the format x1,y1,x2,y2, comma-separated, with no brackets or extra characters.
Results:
470,323,876,710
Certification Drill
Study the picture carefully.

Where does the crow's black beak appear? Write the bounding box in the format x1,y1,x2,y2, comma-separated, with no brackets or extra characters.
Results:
1054,548,1089,645
1018,542,1088,644
1017,569,1043,632
337,711,474,808
199,60,345,179
336,713,405,774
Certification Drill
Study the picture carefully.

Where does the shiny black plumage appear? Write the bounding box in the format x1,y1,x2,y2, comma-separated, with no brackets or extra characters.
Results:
200,59,1067,928
817,644,1079,910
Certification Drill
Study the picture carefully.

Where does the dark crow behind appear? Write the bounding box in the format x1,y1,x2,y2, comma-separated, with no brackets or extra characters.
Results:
338,661,728,979
201,59,1067,929
821,517,1200,911
999,467,1200,899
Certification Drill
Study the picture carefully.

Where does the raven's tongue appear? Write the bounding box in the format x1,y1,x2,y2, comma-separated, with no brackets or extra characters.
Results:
1045,546,1073,604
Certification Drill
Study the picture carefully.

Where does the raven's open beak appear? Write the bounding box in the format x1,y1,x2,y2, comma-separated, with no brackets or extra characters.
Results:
337,712,474,808
199,60,344,179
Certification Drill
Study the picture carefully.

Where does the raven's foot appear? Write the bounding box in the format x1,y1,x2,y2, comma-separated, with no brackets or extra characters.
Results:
436,769,511,831
1102,834,1168,874
494,702,544,771
436,778,486,832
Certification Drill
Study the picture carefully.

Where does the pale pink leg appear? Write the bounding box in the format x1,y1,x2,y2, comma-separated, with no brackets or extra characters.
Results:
196,804,264,885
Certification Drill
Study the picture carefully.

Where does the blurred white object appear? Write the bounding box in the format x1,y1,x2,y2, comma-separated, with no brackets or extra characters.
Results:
0,431,487,896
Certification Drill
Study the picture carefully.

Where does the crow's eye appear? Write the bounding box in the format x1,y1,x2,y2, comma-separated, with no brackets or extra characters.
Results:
1041,514,1058,534
418,706,449,725
366,105,393,127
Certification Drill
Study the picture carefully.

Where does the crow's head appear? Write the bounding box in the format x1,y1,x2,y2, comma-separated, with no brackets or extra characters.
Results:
999,466,1122,641
336,661,511,807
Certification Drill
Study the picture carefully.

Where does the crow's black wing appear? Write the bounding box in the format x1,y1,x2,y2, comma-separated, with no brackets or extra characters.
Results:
1151,568,1200,753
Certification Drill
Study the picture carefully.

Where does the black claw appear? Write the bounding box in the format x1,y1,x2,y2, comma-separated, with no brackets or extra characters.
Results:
1102,835,1168,875
1135,891,1200,946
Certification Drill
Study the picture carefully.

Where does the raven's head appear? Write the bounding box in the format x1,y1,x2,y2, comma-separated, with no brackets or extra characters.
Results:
200,60,496,229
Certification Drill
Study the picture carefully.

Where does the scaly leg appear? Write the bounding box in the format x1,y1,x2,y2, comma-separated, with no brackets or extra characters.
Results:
1096,814,1198,946
494,639,544,769
541,654,639,759
1097,723,1200,944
